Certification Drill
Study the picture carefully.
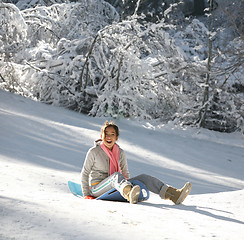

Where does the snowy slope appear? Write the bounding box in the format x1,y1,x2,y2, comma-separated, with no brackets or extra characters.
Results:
0,89,244,240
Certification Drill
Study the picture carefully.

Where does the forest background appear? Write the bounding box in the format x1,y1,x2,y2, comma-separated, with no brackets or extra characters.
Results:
0,0,243,133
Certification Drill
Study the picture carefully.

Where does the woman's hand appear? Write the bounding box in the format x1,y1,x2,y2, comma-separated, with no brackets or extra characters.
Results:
84,195,95,199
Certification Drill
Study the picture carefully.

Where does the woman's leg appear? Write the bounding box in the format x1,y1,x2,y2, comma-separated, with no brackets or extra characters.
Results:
130,174,167,194
91,172,127,197
131,174,192,205
91,172,141,204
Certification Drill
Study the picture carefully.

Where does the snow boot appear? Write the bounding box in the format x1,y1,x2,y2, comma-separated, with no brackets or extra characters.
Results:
160,182,192,205
122,184,141,204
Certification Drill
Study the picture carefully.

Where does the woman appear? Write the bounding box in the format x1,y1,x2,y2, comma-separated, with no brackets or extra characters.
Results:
81,121,191,204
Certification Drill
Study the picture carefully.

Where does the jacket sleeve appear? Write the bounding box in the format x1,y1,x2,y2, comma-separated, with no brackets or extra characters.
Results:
81,148,95,197
119,149,130,179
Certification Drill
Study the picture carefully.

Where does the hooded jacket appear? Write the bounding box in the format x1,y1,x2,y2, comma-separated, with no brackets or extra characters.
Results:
81,140,130,197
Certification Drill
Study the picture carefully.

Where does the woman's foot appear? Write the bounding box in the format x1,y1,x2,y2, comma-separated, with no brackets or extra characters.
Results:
123,184,141,204
160,182,192,204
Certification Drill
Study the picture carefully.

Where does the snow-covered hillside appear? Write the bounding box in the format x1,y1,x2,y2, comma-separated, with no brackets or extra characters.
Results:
0,89,244,240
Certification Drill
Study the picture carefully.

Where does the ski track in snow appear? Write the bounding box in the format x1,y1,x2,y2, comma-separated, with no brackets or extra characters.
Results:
0,90,244,240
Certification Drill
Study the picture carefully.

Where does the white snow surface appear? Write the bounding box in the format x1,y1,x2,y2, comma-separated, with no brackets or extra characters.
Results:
1,89,244,240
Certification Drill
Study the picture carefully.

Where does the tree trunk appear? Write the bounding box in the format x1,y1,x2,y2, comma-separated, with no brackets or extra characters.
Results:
199,0,214,127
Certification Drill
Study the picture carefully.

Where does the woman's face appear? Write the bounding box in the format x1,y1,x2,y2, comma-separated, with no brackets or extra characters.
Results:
101,126,118,150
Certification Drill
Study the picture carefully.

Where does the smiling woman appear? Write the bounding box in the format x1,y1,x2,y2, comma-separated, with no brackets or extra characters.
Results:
101,123,119,150
81,120,192,204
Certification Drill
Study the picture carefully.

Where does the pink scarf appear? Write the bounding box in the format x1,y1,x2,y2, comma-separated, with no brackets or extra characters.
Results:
100,142,120,176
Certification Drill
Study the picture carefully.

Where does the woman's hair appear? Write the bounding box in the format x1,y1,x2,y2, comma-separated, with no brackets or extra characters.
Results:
101,120,119,136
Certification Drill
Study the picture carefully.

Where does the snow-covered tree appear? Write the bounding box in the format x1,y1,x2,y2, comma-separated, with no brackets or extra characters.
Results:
0,3,29,93
0,0,243,133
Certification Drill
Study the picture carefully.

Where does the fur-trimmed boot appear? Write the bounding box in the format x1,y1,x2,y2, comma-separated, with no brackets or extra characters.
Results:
159,182,192,205
122,183,141,204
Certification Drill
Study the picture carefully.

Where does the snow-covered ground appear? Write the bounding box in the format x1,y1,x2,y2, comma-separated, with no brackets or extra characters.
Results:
0,89,244,240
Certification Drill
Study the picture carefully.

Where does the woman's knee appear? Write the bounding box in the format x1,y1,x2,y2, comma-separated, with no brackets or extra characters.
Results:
111,172,126,183
134,174,149,180
111,172,123,177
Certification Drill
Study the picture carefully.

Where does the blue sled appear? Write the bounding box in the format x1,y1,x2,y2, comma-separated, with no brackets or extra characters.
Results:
68,179,150,202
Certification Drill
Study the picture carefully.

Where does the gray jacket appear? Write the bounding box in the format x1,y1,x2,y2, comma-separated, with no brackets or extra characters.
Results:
81,140,130,196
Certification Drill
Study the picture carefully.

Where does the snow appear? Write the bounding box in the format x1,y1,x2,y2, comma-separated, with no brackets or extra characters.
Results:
0,89,244,240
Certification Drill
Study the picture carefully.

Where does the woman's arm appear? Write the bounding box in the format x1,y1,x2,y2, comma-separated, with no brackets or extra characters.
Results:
81,148,95,197
119,149,130,179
